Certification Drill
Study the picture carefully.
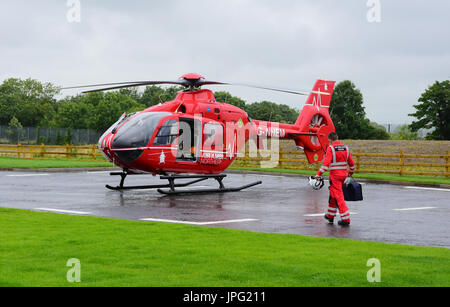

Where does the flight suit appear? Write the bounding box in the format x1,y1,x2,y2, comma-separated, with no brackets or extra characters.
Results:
316,141,355,223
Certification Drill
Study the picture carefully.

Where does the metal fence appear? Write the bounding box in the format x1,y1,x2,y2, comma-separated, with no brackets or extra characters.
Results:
0,126,102,145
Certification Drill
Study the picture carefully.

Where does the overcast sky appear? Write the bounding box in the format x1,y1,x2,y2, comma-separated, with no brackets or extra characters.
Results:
0,0,448,124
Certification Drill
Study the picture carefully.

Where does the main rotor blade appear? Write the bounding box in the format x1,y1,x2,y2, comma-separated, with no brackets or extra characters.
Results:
62,80,186,93
80,81,186,93
202,81,329,96
229,82,311,96
61,81,150,90
79,79,224,93
62,77,330,96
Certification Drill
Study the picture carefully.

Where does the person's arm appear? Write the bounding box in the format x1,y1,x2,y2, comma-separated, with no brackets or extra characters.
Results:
316,146,332,178
347,151,355,177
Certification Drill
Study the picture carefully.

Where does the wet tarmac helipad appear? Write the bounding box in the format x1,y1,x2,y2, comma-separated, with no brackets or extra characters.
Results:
1,170,449,248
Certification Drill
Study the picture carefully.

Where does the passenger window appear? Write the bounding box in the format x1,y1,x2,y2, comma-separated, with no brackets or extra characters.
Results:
153,120,178,146
203,122,224,150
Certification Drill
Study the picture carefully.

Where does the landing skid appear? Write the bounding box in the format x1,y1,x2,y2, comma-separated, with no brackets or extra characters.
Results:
157,174,262,195
105,171,262,195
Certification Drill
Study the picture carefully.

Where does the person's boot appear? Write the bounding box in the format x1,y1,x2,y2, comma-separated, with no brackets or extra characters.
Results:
324,214,334,224
338,220,350,226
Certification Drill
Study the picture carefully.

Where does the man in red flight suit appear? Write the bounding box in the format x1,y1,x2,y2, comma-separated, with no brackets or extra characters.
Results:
315,132,355,226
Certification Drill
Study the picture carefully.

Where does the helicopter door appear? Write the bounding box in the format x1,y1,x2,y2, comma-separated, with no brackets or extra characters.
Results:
177,117,201,162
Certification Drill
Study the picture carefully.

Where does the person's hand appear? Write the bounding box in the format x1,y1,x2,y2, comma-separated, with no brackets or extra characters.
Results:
315,175,320,180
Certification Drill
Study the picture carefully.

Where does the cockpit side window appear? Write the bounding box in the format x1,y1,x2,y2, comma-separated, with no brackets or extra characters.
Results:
153,120,178,146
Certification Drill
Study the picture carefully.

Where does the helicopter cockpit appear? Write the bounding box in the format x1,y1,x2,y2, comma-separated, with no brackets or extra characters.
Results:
113,112,170,149
109,111,202,163
111,112,170,162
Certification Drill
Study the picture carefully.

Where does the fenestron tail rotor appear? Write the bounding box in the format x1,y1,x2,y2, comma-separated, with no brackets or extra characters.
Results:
309,114,326,146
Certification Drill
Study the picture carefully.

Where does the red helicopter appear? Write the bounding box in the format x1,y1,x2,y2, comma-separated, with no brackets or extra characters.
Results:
63,73,336,194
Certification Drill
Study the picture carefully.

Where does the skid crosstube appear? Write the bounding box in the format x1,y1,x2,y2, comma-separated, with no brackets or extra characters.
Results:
157,180,263,195
105,171,262,194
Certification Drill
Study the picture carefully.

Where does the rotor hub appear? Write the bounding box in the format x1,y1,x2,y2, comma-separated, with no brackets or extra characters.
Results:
179,73,205,80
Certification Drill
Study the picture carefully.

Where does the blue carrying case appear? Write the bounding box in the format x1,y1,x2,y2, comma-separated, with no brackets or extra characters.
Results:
342,179,363,201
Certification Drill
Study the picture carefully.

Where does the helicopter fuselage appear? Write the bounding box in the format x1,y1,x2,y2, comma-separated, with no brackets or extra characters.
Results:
98,81,335,175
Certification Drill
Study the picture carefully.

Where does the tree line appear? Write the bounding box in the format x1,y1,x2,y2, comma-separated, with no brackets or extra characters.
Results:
0,77,448,140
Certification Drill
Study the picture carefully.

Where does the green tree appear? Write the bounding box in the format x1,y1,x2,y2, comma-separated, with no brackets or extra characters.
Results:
409,80,450,140
245,101,299,124
0,78,59,127
139,86,182,107
391,124,419,140
119,87,141,102
7,116,23,143
54,97,95,129
329,80,367,139
278,104,300,124
214,91,246,110
329,80,388,139
89,92,145,132
54,91,145,132
358,120,391,140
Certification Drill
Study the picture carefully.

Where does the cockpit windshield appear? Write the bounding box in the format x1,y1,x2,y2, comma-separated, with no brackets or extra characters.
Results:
112,112,170,149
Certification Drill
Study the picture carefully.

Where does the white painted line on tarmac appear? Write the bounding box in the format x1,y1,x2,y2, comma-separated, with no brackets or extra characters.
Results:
140,218,259,225
404,186,450,192
304,212,359,217
393,207,437,211
7,174,50,177
199,219,259,225
35,208,91,215
140,218,203,225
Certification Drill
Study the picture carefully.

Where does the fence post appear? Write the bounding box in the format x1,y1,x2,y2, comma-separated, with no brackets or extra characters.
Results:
278,150,283,169
91,144,96,160
446,151,449,179
17,143,21,159
40,143,45,158
65,144,69,160
356,150,360,173
243,150,248,167
399,150,404,176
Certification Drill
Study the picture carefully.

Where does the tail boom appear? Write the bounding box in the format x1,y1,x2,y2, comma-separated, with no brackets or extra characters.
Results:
249,79,336,163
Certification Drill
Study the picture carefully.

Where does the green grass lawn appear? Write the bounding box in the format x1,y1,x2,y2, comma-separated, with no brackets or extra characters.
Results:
0,157,113,169
230,166,450,185
0,207,448,287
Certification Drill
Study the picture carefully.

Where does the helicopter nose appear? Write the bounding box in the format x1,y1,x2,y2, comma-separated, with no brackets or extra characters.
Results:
96,132,115,163
98,132,113,150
